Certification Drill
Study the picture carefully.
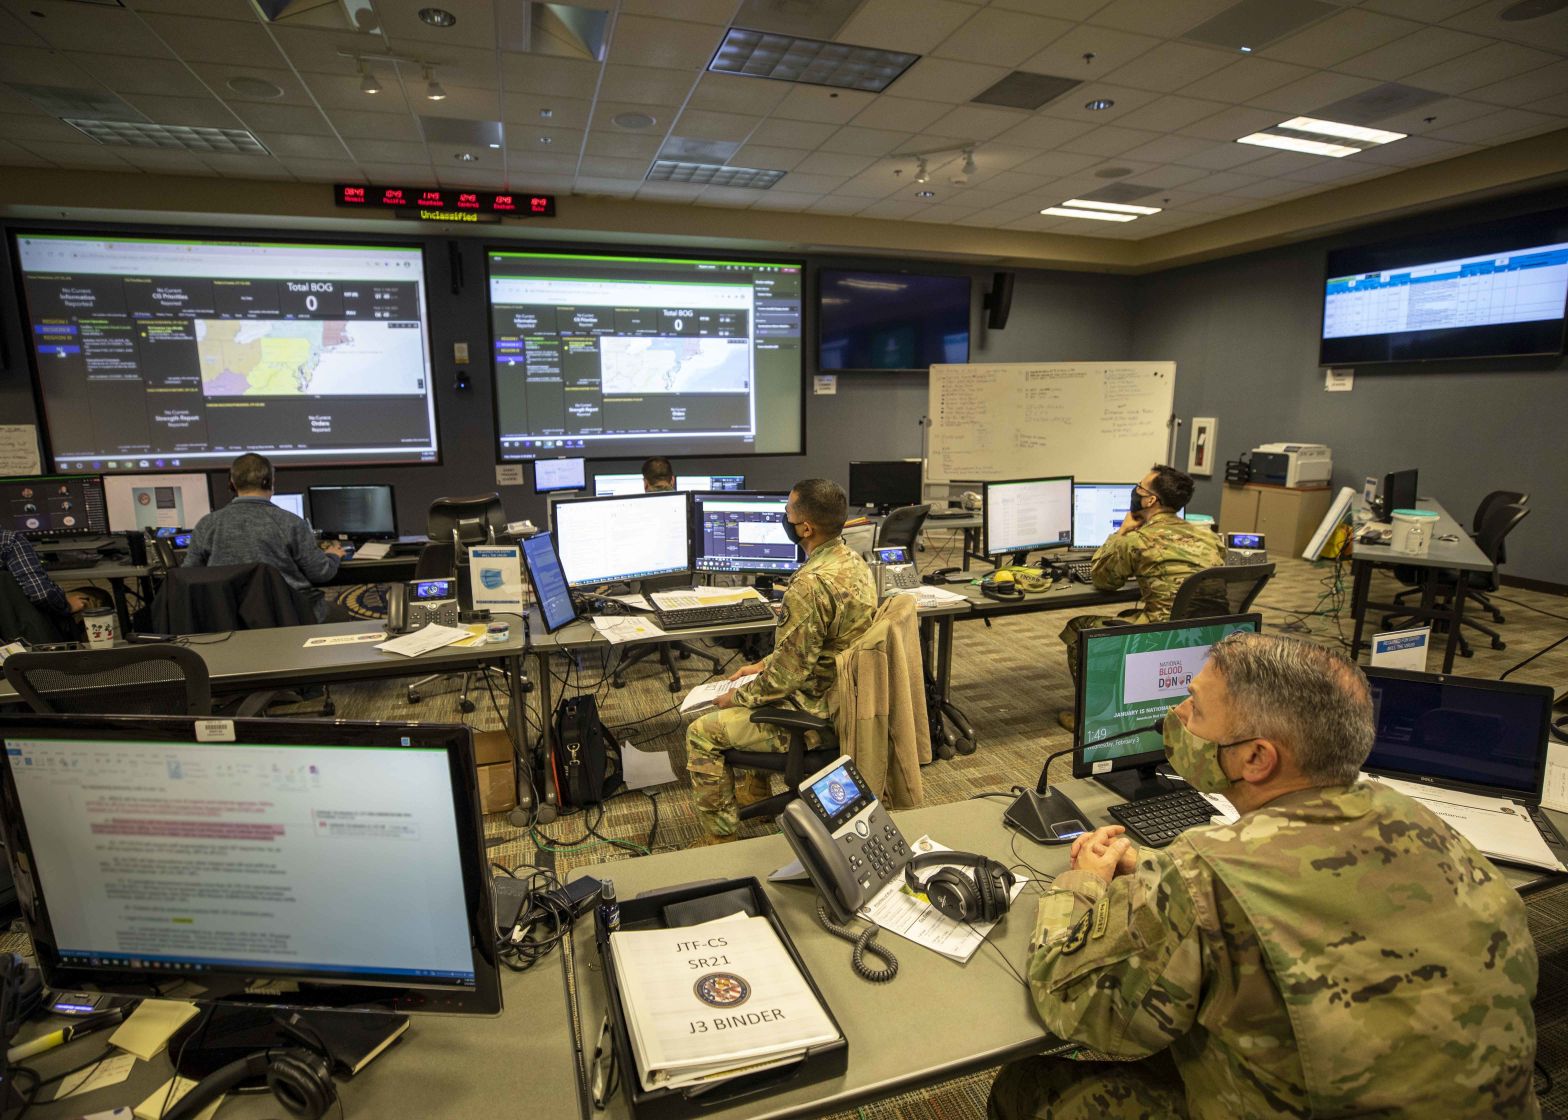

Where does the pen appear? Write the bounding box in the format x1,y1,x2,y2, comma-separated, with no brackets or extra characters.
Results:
6,1008,124,1063
590,1014,616,1109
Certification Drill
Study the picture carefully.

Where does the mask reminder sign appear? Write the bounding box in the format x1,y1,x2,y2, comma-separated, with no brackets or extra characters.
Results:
468,545,523,614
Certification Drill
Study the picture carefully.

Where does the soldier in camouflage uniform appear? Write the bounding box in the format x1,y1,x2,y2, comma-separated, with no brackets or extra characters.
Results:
1059,466,1222,725
991,633,1539,1120
684,479,877,846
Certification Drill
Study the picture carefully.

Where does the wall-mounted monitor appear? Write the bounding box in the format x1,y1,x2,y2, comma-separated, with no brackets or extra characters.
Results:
488,249,804,462
818,269,970,372
1319,208,1568,365
13,232,440,472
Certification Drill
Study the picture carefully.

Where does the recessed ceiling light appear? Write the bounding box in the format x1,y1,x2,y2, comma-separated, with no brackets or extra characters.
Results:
1062,198,1161,215
646,160,785,189
1040,206,1137,222
1238,45,1253,52
418,6,456,26
1237,133,1359,157
916,190,934,198
1085,98,1114,111
538,136,552,144
1236,115,1406,158
455,152,476,161
487,142,501,149
64,118,270,154
226,76,284,100
612,112,657,130
540,108,553,119
708,27,919,93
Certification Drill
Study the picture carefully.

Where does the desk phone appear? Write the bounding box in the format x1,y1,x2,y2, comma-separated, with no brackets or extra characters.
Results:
868,546,919,598
781,756,912,924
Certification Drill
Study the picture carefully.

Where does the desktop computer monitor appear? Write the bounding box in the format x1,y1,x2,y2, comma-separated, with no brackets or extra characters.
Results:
1071,613,1263,800
984,476,1073,558
0,714,503,1035
1362,668,1553,802
307,485,397,539
533,457,585,494
270,492,305,519
1,474,109,539
550,491,691,588
521,531,579,634
677,474,745,492
593,473,645,498
1071,482,1136,550
102,473,212,534
848,460,923,513
691,491,803,576
1379,468,1419,519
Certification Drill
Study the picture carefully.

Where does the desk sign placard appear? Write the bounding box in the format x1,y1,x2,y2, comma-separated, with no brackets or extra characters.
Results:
1370,626,1430,671
335,184,555,220
469,545,524,614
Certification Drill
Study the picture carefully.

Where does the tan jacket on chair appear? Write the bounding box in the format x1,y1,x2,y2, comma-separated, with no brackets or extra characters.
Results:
828,594,930,808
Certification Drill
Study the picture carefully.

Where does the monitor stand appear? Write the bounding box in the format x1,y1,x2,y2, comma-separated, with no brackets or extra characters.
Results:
168,1002,408,1083
1092,763,1171,803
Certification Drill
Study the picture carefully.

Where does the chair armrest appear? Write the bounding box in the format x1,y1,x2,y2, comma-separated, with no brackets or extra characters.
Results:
749,705,832,734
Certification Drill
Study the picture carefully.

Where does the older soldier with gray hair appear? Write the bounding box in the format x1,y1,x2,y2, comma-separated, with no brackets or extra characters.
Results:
683,479,876,847
992,632,1539,1119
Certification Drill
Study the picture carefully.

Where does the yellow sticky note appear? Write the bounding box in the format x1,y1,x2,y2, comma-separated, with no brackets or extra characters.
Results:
110,999,199,1062
134,1076,223,1120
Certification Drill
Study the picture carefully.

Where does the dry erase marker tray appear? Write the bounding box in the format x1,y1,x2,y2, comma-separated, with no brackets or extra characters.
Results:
594,876,848,1120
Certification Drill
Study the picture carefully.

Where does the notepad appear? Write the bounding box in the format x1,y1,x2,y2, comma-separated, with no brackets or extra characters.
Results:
110,999,198,1061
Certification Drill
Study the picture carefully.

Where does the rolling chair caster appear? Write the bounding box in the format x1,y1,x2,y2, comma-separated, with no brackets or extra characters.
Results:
612,672,628,689
459,698,476,714
321,699,335,716
406,689,422,704
667,675,683,694
954,737,976,756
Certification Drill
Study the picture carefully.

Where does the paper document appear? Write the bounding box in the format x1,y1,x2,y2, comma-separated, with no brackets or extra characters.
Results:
681,673,760,715
135,1077,222,1120
56,1052,136,1099
859,836,1026,962
891,584,969,606
648,587,766,611
1544,742,1568,815
621,744,679,790
354,540,392,560
604,593,656,611
111,999,198,1061
592,615,667,645
375,623,471,658
1368,775,1565,872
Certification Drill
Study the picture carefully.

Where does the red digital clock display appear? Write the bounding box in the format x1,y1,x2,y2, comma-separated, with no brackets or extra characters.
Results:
335,184,555,218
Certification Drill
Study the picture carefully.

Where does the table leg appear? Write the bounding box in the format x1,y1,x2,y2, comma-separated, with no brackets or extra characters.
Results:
106,576,133,635
1348,560,1373,661
506,652,534,816
1442,571,1470,673
534,648,558,811
963,527,976,572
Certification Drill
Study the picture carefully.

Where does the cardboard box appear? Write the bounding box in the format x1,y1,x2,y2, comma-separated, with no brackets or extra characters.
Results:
473,729,517,814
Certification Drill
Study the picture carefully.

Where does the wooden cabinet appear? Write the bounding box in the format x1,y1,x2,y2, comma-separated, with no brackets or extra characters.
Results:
1219,484,1332,556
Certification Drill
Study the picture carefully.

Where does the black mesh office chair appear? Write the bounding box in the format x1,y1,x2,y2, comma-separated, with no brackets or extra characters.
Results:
1169,563,1276,621
1391,490,1527,624
875,504,931,552
4,644,211,715
724,708,841,823
407,494,508,711
1382,502,1530,656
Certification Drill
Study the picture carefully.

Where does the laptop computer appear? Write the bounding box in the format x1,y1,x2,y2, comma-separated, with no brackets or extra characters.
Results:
1363,667,1564,850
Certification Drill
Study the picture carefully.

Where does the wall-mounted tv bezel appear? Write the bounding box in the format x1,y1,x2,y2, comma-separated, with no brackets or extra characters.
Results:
1318,207,1568,367
815,266,973,374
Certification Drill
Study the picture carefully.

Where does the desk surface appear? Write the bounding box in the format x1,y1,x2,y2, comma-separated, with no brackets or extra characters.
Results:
949,578,1141,618
1356,499,1491,573
41,558,153,581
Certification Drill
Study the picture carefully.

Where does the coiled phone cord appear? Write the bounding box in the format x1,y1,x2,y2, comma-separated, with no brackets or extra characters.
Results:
815,903,898,982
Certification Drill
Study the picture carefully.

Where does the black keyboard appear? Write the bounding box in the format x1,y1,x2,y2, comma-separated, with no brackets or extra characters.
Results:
1108,787,1220,847
1062,560,1093,583
651,599,776,631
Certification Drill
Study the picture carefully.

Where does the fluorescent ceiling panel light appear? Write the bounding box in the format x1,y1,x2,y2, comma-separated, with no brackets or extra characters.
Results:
646,160,785,188
708,27,918,92
1277,116,1406,145
1040,206,1137,222
64,118,270,153
1236,132,1359,157
1061,198,1161,215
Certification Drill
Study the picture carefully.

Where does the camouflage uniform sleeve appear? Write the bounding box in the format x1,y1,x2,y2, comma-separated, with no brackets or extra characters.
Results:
1090,529,1138,591
1027,851,1202,1058
731,574,829,707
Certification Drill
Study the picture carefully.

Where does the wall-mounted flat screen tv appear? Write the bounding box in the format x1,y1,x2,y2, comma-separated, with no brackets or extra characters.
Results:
818,269,970,372
1319,208,1568,365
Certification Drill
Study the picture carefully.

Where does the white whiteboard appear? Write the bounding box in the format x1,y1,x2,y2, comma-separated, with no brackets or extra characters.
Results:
927,361,1177,483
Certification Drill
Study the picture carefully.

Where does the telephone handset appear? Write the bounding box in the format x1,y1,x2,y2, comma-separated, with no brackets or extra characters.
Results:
386,579,459,634
386,582,409,634
779,756,912,925
868,546,919,598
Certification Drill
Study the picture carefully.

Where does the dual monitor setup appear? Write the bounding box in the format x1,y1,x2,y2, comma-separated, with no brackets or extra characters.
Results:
526,456,745,497
983,477,1186,561
1,471,398,542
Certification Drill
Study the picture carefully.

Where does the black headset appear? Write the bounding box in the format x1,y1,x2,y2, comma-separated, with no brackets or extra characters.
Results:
922,567,967,585
978,574,1025,601
163,1047,336,1120
904,851,1016,924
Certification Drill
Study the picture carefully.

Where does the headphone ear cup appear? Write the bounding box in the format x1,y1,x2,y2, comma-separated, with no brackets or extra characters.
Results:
925,868,976,922
266,1049,335,1120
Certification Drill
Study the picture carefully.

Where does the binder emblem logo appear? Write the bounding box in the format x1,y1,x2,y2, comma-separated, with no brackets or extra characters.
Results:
693,973,751,1008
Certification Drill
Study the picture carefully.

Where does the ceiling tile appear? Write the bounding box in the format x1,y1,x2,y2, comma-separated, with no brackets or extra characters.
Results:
685,73,792,116
1403,41,1560,95
933,8,1075,68
302,72,414,114
1373,96,1496,134
989,115,1096,148
776,171,849,193
198,152,288,177
16,139,134,169
579,155,652,178
0,44,86,85
1038,83,1162,123
349,160,435,181
606,14,724,70
1235,150,1335,177
1127,163,1213,187
922,104,1028,140
856,198,927,220
699,186,765,208
1012,149,1101,176
345,138,432,163
26,4,171,56
745,117,839,149
886,56,1011,103
113,0,261,18
120,93,245,128
1058,124,1163,156
253,131,350,159
402,85,504,121
112,148,214,174
320,107,417,139
619,0,737,23
728,144,810,170
1179,104,1291,140
671,108,759,142
1183,56,1315,102
506,152,581,176
599,65,697,105
1021,23,1162,76
517,127,585,153
1349,135,1474,165
1441,0,1568,50
836,0,977,54
583,132,662,159
498,54,602,98
1171,141,1271,169
1087,0,1238,38
819,125,913,155
1174,170,1264,195
502,94,593,129
373,0,508,52
1113,94,1229,132
65,52,211,98
1464,60,1568,112
0,112,91,142
850,96,950,132
1116,133,1216,163
832,168,904,198
635,182,706,202
1361,0,1489,20
769,86,875,124
1263,9,1422,68
808,195,870,214
139,14,288,66
1335,25,1490,82
590,99,680,131
747,190,826,210
1101,41,1236,93
792,150,877,177
1247,70,1381,114
1425,106,1565,143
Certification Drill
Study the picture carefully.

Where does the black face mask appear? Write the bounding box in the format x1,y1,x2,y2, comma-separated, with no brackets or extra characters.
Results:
1130,487,1145,515
782,517,803,546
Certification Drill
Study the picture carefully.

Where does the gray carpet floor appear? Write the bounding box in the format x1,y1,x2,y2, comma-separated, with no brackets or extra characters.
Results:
9,534,1567,1115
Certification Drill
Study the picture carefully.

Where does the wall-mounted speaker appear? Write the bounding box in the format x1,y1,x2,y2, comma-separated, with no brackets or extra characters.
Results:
983,271,1014,330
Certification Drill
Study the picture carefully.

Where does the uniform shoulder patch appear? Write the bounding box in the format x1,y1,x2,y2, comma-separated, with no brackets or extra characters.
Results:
1061,910,1093,955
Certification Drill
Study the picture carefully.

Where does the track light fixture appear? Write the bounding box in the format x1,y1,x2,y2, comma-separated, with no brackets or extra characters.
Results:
962,148,976,177
424,65,446,101
915,157,929,184
358,60,381,95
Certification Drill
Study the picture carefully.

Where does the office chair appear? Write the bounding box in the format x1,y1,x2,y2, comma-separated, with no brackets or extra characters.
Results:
0,571,75,646
5,644,212,716
724,710,841,823
875,504,931,552
610,572,723,693
1391,490,1526,623
1382,502,1530,656
406,494,508,711
1168,563,1276,621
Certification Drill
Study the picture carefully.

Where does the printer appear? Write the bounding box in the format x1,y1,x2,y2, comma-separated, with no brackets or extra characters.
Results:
1249,443,1332,488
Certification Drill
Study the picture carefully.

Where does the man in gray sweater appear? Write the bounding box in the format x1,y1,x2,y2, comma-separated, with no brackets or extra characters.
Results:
183,454,348,622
